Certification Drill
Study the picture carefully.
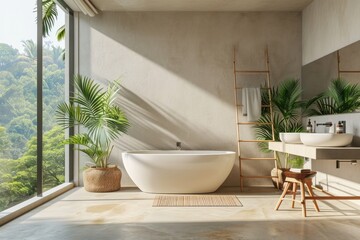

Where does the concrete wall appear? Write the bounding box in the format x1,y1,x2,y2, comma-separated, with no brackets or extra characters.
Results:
76,12,302,187
302,0,360,65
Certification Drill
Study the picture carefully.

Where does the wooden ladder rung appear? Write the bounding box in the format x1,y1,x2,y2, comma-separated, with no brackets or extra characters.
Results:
235,70,269,74
239,140,273,143
238,122,272,125
241,176,275,179
236,104,270,107
240,157,277,160
338,70,360,73
235,87,270,90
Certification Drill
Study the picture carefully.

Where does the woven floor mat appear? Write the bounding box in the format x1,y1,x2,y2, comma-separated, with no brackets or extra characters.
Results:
153,195,243,207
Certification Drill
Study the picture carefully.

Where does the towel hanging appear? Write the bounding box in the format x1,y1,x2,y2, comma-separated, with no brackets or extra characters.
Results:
242,88,261,121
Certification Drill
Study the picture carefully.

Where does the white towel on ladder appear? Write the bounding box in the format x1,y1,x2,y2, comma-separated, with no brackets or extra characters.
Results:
242,88,261,121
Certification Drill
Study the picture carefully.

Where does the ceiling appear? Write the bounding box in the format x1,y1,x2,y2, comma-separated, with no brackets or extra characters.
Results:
65,0,314,12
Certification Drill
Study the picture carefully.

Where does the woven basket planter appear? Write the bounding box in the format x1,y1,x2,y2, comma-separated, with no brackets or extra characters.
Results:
271,168,289,190
83,166,122,192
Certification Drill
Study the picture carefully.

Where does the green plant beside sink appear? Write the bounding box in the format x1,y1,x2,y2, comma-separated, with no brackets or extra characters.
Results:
254,79,305,189
255,79,304,168
56,75,130,192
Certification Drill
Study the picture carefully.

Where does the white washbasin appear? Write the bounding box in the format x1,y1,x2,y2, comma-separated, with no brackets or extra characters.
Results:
279,132,302,144
300,133,353,147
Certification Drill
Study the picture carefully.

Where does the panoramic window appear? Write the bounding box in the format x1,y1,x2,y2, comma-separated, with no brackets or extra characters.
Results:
0,0,67,211
42,0,66,192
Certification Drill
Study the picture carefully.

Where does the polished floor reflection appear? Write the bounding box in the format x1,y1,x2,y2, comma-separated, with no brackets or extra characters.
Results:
1,187,360,240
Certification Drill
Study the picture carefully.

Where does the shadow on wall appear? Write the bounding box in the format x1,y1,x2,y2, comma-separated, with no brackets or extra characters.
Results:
81,12,302,154
85,12,235,102
83,12,301,100
114,87,230,151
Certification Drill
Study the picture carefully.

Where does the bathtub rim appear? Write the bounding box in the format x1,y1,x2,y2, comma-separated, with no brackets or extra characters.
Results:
122,150,236,156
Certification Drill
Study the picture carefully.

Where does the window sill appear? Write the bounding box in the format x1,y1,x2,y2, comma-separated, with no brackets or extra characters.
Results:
0,182,75,226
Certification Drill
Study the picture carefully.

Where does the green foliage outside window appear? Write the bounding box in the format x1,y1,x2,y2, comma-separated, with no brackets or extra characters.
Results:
0,42,65,211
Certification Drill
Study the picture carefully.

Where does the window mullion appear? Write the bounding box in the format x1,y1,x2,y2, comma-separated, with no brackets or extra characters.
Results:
36,0,43,196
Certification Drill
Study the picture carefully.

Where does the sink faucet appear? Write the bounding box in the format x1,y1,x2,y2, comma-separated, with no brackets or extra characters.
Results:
176,142,182,150
316,122,333,127
316,122,333,133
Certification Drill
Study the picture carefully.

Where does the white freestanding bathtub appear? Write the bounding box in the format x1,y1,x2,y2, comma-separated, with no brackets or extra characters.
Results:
122,150,236,194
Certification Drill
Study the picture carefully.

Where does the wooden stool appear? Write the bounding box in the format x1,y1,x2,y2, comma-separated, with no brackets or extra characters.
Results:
274,171,320,217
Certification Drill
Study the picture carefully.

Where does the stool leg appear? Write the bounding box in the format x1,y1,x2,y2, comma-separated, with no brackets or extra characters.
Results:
300,181,307,217
291,182,297,208
305,181,320,212
275,181,291,210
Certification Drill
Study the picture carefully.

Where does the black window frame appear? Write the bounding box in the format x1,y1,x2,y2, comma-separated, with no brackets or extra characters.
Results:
36,0,74,196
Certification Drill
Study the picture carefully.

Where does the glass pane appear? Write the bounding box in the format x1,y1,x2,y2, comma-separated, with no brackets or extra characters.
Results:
0,0,37,211
42,3,66,191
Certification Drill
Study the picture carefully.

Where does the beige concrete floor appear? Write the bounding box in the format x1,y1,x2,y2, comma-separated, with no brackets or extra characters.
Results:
1,187,360,240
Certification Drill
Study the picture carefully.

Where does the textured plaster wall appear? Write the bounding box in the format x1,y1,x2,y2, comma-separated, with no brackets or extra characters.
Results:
76,12,302,187
302,0,360,65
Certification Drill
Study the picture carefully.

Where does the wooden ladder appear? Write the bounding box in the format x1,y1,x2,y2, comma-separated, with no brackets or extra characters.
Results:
233,46,277,191
337,50,360,77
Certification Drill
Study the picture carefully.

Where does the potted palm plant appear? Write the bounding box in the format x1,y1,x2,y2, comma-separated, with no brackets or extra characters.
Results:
254,79,304,189
56,75,129,192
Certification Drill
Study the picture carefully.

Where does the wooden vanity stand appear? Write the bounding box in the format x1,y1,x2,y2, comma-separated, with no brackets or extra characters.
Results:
269,142,360,217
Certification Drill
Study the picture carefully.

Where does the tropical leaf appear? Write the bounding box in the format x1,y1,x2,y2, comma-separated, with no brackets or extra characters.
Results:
305,78,360,115
272,79,303,124
56,102,90,129
21,40,37,60
35,0,58,37
103,80,121,105
73,75,106,117
254,79,304,168
327,78,360,113
254,113,274,153
56,25,65,41
60,49,65,61
287,155,304,168
51,46,64,63
56,75,129,167
65,134,93,146
305,96,335,116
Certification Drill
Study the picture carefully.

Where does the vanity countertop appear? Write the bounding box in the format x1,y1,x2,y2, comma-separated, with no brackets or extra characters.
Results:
268,141,360,160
